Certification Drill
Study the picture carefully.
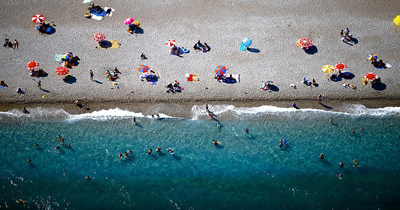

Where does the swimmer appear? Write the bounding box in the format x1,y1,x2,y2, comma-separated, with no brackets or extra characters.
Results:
124,151,129,158
283,139,288,145
319,153,324,161
156,114,161,121
244,128,250,134
22,107,29,114
330,118,333,124
85,176,91,180
339,173,343,180
33,143,39,147
57,134,62,141
128,149,132,155
133,117,137,125
156,147,162,153
353,159,360,167
360,126,364,130
68,143,71,148
27,158,31,163
16,199,27,204
55,145,60,149
352,129,355,135
119,153,122,159
279,142,283,148
216,123,221,131
61,138,65,144
340,161,345,168
148,149,152,155
152,115,155,120
279,139,283,143
168,148,174,155
213,140,219,145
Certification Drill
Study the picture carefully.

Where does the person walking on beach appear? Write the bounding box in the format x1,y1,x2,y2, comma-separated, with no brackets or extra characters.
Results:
317,94,322,104
37,80,42,90
89,70,94,81
12,39,18,49
16,87,23,95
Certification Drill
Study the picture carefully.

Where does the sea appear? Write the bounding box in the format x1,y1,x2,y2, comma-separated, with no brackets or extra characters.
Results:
0,104,399,210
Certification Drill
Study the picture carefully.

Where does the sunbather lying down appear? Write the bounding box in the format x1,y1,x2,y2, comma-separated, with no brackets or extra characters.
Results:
343,82,356,89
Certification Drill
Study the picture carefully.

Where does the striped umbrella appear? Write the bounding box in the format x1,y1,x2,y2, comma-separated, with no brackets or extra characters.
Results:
137,65,150,73
62,52,73,60
27,61,39,70
367,53,378,61
297,38,313,48
215,65,227,76
56,67,69,75
93,32,106,42
322,65,335,74
166,39,176,47
335,63,348,71
32,14,46,24
124,17,134,25
364,73,378,82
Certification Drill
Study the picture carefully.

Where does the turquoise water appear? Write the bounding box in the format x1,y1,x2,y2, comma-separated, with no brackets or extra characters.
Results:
1,105,400,209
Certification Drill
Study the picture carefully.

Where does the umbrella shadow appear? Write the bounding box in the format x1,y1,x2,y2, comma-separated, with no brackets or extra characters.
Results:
319,103,333,110
41,89,50,93
372,82,386,90
340,72,355,80
135,28,144,34
63,76,77,84
304,46,318,55
268,84,279,92
247,48,260,53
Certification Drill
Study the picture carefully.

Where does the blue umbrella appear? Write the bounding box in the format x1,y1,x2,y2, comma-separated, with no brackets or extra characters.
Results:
242,38,252,47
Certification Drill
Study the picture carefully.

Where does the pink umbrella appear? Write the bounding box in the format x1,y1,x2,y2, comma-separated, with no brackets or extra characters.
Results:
32,14,46,24
166,39,176,47
27,61,39,70
124,17,134,25
93,32,106,42
335,63,348,71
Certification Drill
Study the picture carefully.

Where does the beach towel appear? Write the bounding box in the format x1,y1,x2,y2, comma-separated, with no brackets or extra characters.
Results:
90,14,103,21
104,7,115,17
97,40,120,49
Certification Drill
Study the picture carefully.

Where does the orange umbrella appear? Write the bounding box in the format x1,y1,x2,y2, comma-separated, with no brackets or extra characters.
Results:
364,73,378,82
56,67,69,75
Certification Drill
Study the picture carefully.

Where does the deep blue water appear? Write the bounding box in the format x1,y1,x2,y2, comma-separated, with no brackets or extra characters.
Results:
1,105,400,209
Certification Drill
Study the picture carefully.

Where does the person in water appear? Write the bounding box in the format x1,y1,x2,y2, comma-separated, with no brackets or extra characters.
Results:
85,176,91,180
55,145,60,149
57,134,62,141
33,143,39,147
353,159,360,167
148,149,152,155
119,153,122,159
213,140,219,145
68,143,71,148
340,161,345,168
128,149,132,155
319,153,324,161
124,151,129,158
168,148,174,154
216,123,221,131
23,107,29,114
352,129,355,135
339,173,343,180
156,114,161,121
61,138,65,145
27,158,31,163
156,147,162,153
133,117,137,125
244,128,250,134
205,104,209,112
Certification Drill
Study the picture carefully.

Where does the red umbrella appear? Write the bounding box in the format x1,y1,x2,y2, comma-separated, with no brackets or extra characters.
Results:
166,39,176,47
297,38,313,48
27,61,39,70
335,63,348,71
32,14,46,24
93,32,106,42
56,67,69,75
364,73,378,82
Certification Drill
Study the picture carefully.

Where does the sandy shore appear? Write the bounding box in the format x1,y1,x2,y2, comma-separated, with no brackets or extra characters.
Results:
0,0,400,106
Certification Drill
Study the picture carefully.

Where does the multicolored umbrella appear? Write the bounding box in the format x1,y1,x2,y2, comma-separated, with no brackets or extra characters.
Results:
56,66,69,75
132,21,140,26
296,38,313,48
335,63,348,71
215,65,227,76
137,65,150,73
367,53,378,61
322,65,335,74
364,73,378,82
394,15,400,26
93,32,106,42
27,61,39,70
62,52,73,60
166,39,176,47
124,17,134,25
32,14,46,24
242,38,252,47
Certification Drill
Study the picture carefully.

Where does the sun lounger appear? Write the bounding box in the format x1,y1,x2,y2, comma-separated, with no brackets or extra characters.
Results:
104,7,115,17
90,14,103,20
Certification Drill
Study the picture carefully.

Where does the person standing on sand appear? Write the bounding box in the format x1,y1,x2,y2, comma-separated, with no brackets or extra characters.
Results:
37,80,42,90
90,70,94,81
317,94,322,103
12,39,18,49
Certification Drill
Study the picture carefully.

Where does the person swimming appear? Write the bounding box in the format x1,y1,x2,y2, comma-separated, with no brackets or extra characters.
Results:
156,114,161,121
339,173,343,180
148,149,152,155
168,148,175,155
213,140,220,145
55,145,60,149
319,153,324,161
16,199,27,204
27,158,31,163
68,143,71,148
279,142,283,148
353,159,360,167
340,161,345,168
85,176,91,180
156,147,162,153
128,149,132,155
244,128,250,134
124,151,129,158
133,117,137,125
33,143,39,147
119,153,122,159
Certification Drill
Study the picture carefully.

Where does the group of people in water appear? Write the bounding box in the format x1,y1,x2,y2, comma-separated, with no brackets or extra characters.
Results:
320,152,361,180
26,135,72,164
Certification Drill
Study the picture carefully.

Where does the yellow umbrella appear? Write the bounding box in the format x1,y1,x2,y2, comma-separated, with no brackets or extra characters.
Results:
322,65,335,74
394,15,400,26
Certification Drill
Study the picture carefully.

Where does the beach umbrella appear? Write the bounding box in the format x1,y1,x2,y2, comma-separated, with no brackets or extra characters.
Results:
32,14,46,24
62,52,73,60
166,39,176,47
242,38,252,47
215,65,227,76
296,38,313,48
367,53,378,61
132,21,140,26
322,65,335,74
394,15,400,26
335,63,348,71
364,73,378,82
137,65,150,73
56,66,69,75
27,61,39,70
124,17,134,25
93,32,106,42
